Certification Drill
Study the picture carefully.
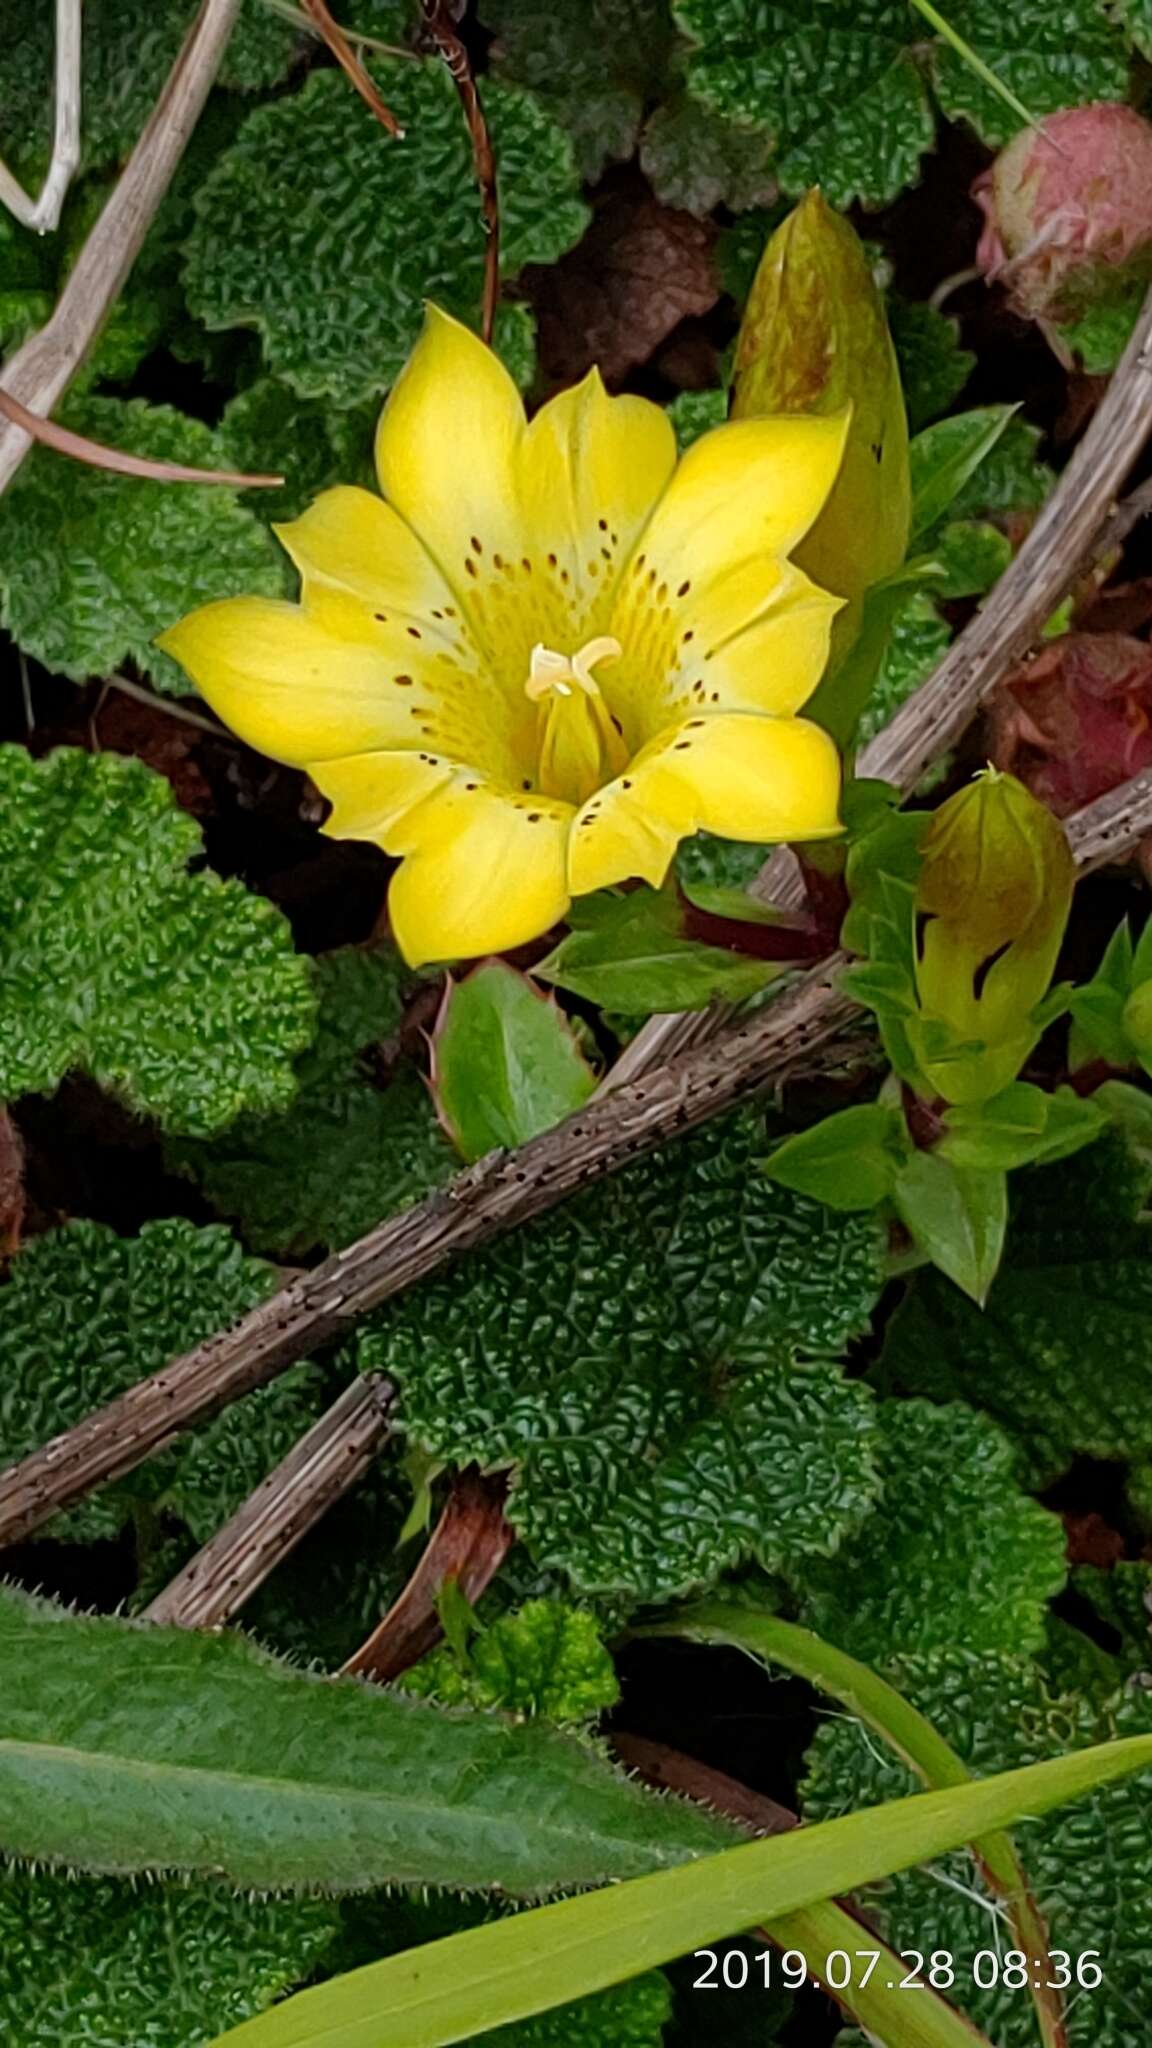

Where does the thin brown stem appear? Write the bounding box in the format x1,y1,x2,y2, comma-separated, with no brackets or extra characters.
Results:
0,0,247,496
420,2,500,343
4,769,1152,1553
300,0,404,138
342,1467,514,1682
0,382,283,486
142,1375,394,1628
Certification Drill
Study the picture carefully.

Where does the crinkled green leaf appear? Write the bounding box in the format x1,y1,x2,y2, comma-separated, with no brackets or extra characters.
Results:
184,58,588,405
876,1135,1152,1487
0,748,315,1134
639,93,780,214
0,1584,730,1892
887,295,975,433
1113,0,1152,58
404,1600,620,1724
802,1651,1152,2048
360,1112,884,1599
928,0,1129,148
0,1217,325,1544
481,0,676,181
219,378,379,526
667,388,728,451
944,415,1055,524
927,518,1012,599
0,396,284,692
0,0,297,179
790,1400,1066,1663
0,1868,337,2048
1058,291,1145,374
432,963,596,1163
170,946,453,1257
672,0,936,208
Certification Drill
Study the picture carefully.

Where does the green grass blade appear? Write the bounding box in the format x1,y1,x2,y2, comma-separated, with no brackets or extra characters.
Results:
907,0,1037,131
208,1737,1152,2047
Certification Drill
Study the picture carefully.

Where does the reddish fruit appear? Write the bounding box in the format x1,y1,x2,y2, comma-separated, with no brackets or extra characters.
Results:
973,103,1152,323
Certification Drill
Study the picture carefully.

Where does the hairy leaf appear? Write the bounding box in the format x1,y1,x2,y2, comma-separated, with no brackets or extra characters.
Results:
0,1218,326,1544
0,397,284,692
0,1868,336,2048
170,947,453,1257
360,1112,884,1598
802,1652,1152,2048
0,1585,730,1891
0,748,315,1134
789,1400,1067,1663
432,964,596,1162
481,0,676,181
876,1136,1152,1487
184,58,588,405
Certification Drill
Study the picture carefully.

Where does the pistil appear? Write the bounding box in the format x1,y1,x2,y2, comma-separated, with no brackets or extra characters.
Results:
525,636,628,804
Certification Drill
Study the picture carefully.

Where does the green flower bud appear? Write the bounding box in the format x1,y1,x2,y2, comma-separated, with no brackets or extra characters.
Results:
911,770,1074,1103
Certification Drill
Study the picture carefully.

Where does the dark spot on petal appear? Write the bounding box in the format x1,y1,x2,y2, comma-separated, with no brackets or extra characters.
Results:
674,741,691,750
682,629,694,644
522,556,532,571
374,611,388,622
598,517,609,531
677,580,691,597
465,559,477,578
395,673,414,686
601,546,612,561
471,535,483,553
547,551,558,568
493,551,504,569
622,778,632,789
522,778,533,790
611,715,623,733
464,781,478,791
407,626,422,639
527,811,541,822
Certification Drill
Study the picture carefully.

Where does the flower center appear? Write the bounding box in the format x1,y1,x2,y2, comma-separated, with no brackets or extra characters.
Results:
524,635,628,806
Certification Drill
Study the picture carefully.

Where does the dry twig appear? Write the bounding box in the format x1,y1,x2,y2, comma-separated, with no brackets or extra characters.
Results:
0,0,246,495
7,758,1152,1556
0,0,82,234
142,1374,394,1627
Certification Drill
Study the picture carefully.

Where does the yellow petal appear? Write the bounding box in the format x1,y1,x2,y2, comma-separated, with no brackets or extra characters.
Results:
518,370,676,630
627,412,849,590
386,786,574,967
569,711,841,896
157,597,431,766
311,750,457,841
276,485,465,626
374,306,527,605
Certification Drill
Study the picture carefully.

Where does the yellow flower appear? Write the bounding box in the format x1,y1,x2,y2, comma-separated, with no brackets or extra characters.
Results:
159,309,845,966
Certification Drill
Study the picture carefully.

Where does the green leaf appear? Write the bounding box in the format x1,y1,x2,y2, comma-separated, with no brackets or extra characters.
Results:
209,1733,1152,2047
219,379,379,526
1113,0,1152,58
0,1218,326,1545
170,947,454,1258
802,1652,1152,2048
0,1583,730,1891
939,1083,1107,1171
480,0,676,182
1056,291,1145,374
672,0,936,209
928,0,1129,149
887,295,974,433
403,1600,620,1724
908,405,1017,540
789,1399,1067,1662
0,748,315,1135
184,58,588,406
876,1134,1152,1487
639,92,780,214
432,964,596,1163
0,0,296,179
943,414,1055,524
893,1152,1007,1304
763,1102,908,1211
536,890,782,1014
360,1112,884,1599
0,396,284,692
0,1868,337,2048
